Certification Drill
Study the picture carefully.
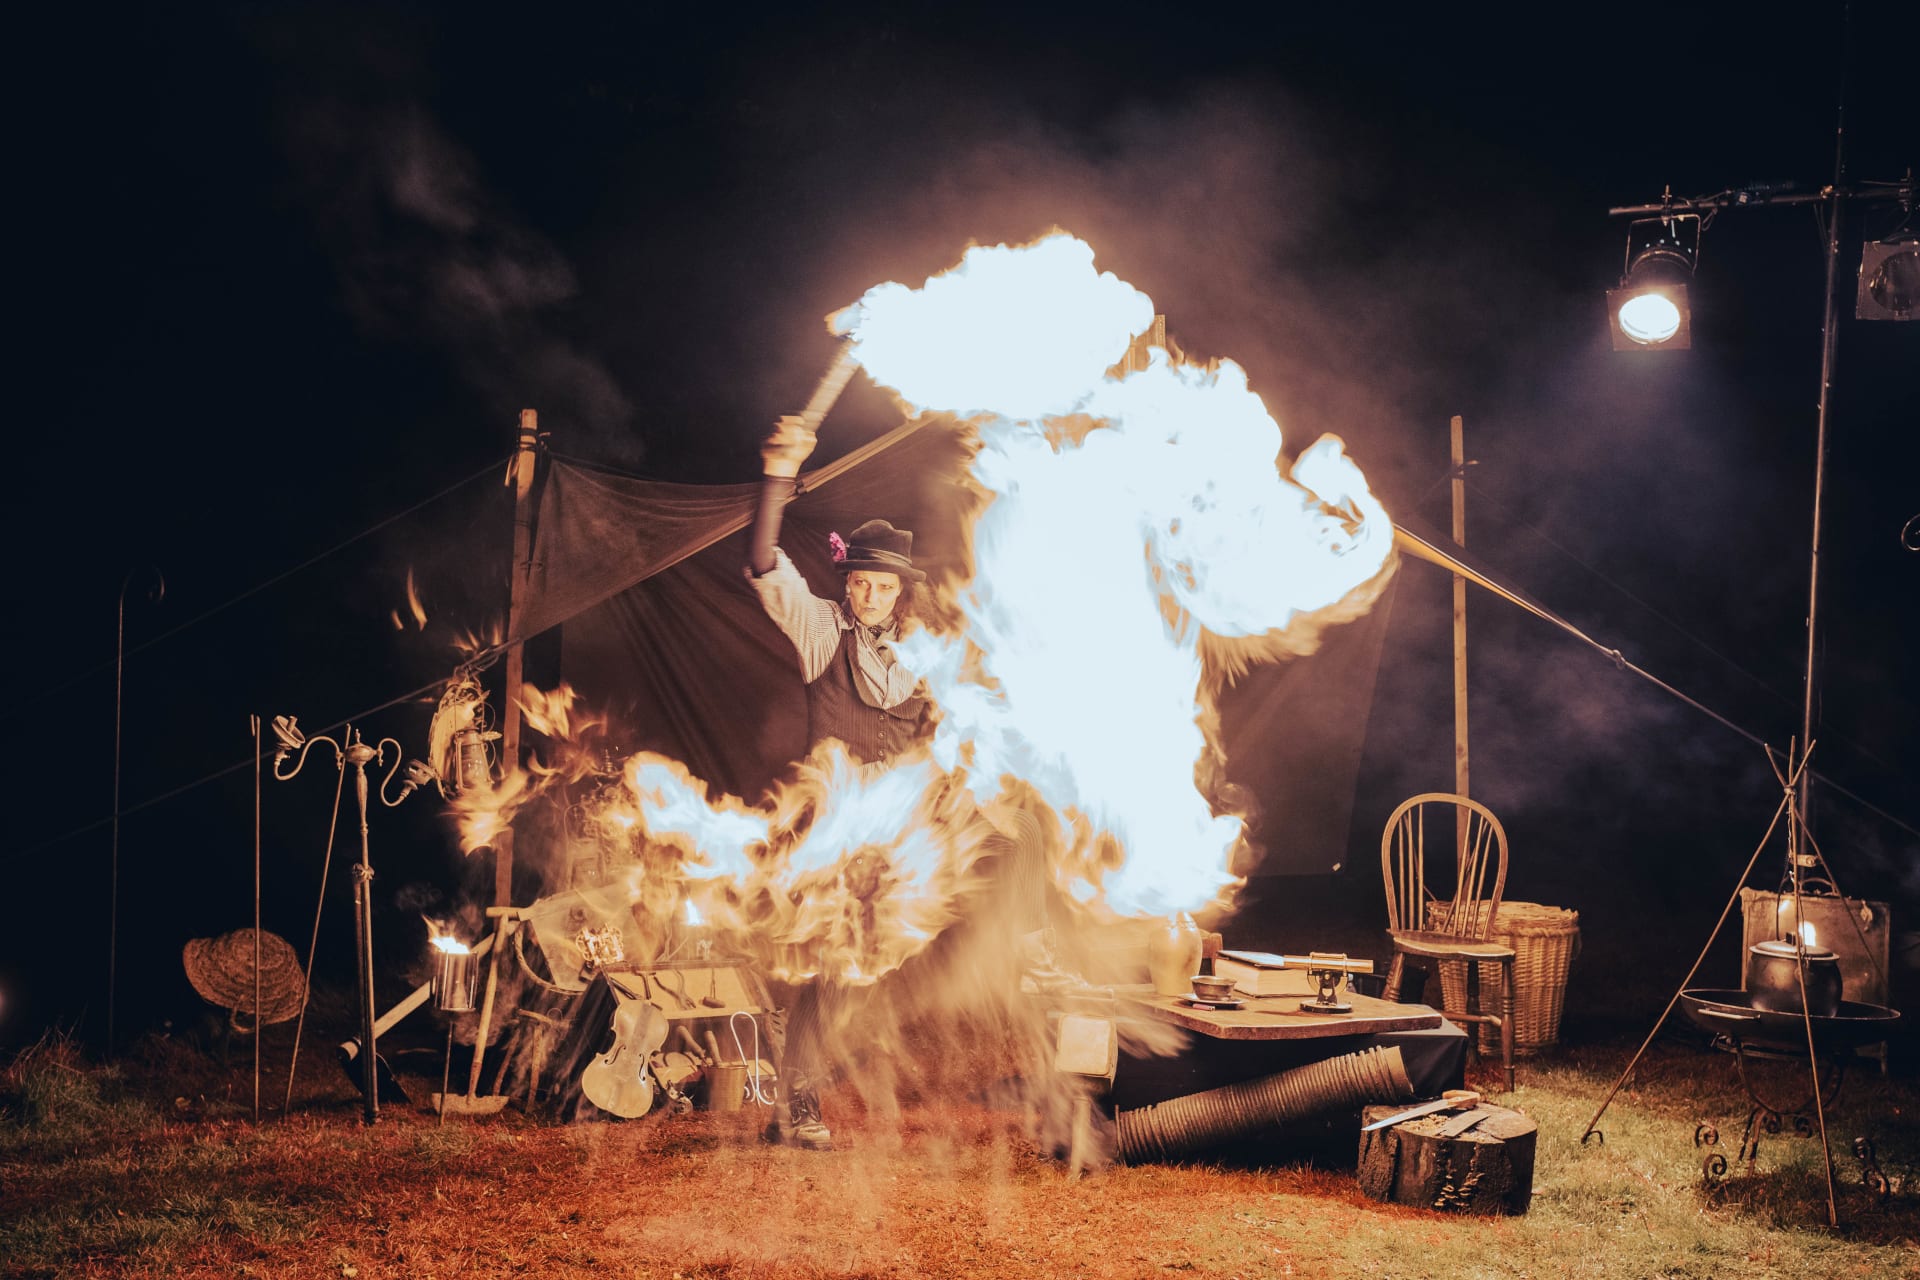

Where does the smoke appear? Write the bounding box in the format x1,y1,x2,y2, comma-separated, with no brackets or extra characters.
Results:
730,73,1500,505
269,43,636,449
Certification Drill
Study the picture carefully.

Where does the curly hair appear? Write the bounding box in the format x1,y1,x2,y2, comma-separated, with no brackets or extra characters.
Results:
842,575,919,636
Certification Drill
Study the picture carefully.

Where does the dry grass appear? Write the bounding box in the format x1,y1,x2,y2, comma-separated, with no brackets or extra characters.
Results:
4,1026,1918,1280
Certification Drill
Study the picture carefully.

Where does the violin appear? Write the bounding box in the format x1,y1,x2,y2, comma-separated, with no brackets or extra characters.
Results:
579,983,667,1118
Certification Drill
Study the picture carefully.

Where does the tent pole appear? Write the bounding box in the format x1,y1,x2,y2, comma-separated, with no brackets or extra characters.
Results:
495,408,540,909
1450,415,1471,854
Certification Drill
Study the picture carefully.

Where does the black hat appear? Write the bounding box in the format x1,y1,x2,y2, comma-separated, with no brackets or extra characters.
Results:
832,519,925,582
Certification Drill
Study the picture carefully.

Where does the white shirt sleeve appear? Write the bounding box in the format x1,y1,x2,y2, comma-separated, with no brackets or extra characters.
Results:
746,548,842,684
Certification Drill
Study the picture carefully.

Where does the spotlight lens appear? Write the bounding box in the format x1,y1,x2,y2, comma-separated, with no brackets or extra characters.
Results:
1618,292,1681,344
1867,246,1918,318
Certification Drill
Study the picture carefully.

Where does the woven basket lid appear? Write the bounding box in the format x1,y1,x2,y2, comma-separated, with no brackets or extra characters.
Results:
181,928,306,1025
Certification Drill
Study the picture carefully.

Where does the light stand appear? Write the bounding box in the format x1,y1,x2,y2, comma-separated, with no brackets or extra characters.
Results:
1606,168,1914,836
272,714,423,1123
1592,75,1913,1219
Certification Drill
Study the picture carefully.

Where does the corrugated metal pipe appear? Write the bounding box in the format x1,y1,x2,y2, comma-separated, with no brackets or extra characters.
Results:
1116,1045,1414,1163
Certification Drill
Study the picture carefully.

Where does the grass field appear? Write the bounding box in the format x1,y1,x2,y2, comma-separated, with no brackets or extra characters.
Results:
4,1008,1917,1280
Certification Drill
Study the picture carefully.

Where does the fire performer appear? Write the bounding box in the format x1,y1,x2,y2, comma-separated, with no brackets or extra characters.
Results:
748,414,934,764
744,411,935,1149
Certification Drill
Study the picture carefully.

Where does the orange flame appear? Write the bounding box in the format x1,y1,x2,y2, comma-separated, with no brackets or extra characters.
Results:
425,918,470,954
851,234,1395,919
454,233,1394,983
405,569,428,630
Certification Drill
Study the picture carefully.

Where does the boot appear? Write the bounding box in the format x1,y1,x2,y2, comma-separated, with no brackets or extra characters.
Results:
763,1075,833,1151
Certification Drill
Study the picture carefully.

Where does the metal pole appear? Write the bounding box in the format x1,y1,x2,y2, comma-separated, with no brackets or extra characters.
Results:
346,731,380,1123
109,566,162,1055
1796,96,1848,851
252,714,262,1125
1450,415,1471,855
110,584,126,1055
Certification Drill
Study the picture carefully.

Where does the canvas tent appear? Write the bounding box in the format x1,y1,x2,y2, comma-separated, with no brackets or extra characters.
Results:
512,416,1396,880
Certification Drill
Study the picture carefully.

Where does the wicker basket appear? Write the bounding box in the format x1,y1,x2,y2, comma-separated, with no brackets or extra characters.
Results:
1425,901,1580,1054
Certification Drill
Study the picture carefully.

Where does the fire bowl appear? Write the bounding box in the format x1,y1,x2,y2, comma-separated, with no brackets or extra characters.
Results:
1679,989,1900,1054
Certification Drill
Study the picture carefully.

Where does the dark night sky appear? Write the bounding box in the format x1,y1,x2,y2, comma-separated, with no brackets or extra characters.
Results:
7,2,1916,1049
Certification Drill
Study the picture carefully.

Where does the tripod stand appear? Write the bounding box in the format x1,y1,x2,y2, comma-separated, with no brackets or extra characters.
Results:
1579,742,1897,1226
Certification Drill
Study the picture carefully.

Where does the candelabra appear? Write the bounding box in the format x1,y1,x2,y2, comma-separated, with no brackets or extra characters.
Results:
270,714,430,1122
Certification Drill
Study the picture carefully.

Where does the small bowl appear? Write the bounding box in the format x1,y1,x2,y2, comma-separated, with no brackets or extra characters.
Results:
1190,974,1236,1002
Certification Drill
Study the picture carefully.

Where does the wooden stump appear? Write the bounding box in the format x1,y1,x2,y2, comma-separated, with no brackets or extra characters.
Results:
1357,1103,1537,1215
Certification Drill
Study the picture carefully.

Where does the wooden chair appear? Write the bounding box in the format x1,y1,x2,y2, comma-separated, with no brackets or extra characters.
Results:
1380,792,1515,1091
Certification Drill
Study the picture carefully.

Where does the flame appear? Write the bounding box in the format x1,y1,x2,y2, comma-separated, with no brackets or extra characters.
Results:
1799,920,1818,948
832,232,1154,420
425,918,471,954
519,682,586,740
405,569,428,630
452,619,505,661
852,233,1394,917
446,232,1393,981
622,753,767,882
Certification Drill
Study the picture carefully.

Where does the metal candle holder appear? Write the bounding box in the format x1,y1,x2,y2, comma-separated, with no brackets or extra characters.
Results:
433,943,479,1014
271,715,424,1123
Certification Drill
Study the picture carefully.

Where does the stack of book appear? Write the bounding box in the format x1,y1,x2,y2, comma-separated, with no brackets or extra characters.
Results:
1213,950,1316,997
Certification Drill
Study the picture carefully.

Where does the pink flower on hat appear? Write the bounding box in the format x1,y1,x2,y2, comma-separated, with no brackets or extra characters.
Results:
828,531,848,563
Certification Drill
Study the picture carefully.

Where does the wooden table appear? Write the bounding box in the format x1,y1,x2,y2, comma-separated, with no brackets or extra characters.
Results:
1079,986,1464,1113
1113,985,1445,1040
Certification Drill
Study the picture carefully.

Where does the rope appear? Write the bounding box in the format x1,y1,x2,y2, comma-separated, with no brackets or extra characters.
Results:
1580,764,1801,1145
36,455,508,704
1398,527,1920,842
283,760,347,1113
1457,479,1802,716
1396,526,1770,748
1459,477,1913,776
16,672,461,860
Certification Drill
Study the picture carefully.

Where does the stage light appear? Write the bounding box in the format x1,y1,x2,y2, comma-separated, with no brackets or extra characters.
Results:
1618,289,1685,344
1856,230,1918,321
1608,215,1698,350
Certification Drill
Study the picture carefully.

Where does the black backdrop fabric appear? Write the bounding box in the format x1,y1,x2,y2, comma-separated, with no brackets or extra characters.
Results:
527,421,1391,873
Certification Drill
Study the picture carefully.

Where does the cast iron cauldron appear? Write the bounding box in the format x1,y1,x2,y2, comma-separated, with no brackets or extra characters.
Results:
1746,939,1843,1017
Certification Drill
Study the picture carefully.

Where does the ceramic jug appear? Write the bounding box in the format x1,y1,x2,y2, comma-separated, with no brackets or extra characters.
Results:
1147,912,1203,997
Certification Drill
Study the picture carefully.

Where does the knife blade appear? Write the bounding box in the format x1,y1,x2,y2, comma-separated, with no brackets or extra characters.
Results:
1436,1107,1491,1139
1362,1089,1482,1131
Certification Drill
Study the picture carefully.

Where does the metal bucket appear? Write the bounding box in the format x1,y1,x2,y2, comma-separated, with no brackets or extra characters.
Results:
434,947,479,1013
702,1062,748,1112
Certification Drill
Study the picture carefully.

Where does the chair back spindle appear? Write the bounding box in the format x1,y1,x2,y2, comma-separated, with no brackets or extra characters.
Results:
1381,792,1509,939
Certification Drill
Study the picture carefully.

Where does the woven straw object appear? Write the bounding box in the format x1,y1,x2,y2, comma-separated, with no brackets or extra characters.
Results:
182,928,307,1027
1429,901,1580,1054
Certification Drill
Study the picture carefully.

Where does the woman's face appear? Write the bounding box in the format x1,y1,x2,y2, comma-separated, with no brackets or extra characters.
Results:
845,570,903,627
